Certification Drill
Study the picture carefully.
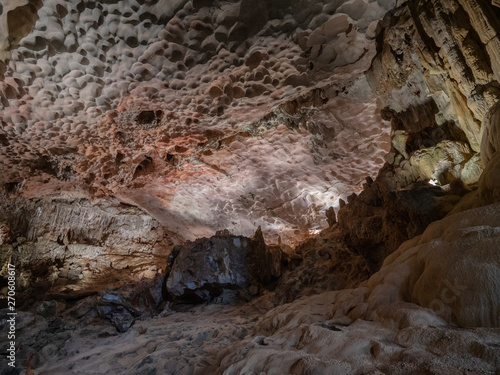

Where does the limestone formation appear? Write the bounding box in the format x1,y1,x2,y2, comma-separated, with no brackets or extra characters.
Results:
0,0,395,244
368,0,500,189
12,196,500,373
164,229,286,303
0,193,175,302
336,174,471,268
273,224,371,303
214,201,500,374
0,0,500,374
479,101,500,205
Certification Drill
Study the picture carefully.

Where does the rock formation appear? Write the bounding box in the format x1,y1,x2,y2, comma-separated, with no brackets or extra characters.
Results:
0,0,500,374
0,193,175,304
336,0,500,267
0,0,395,244
164,228,286,303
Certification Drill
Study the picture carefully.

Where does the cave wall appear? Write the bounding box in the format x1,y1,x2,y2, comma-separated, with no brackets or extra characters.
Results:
337,0,500,267
369,0,500,188
0,194,174,302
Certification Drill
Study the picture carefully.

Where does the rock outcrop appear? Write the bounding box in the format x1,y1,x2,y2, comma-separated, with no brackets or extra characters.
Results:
365,0,500,191
213,201,500,374
0,193,174,303
369,0,500,157
164,228,286,303
479,101,500,205
273,225,371,303
16,200,500,374
337,175,471,268
334,0,500,267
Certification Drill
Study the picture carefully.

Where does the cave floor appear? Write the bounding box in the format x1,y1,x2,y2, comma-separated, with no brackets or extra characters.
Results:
27,293,500,375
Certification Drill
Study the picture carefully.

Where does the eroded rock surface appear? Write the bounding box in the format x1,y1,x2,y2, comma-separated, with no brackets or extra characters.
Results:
334,0,500,268
216,200,500,374
0,0,396,244
0,192,175,302
273,225,371,303
479,101,500,205
1,0,500,374
367,0,500,190
337,175,471,268
10,201,500,374
164,228,286,303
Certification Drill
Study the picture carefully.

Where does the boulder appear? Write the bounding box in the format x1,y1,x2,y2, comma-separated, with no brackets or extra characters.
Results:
96,275,164,332
164,228,285,303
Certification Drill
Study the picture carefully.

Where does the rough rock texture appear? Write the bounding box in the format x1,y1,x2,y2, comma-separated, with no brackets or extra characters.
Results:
0,0,396,244
1,0,500,374
215,201,500,374
0,274,165,371
1,299,274,375
9,202,500,374
368,0,500,188
0,0,43,60
164,228,286,303
479,101,500,205
273,225,371,303
203,99,500,373
0,191,175,302
334,0,500,268
337,175,471,268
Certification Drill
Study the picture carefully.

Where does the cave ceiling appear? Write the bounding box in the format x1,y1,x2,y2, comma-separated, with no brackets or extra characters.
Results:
0,0,396,244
